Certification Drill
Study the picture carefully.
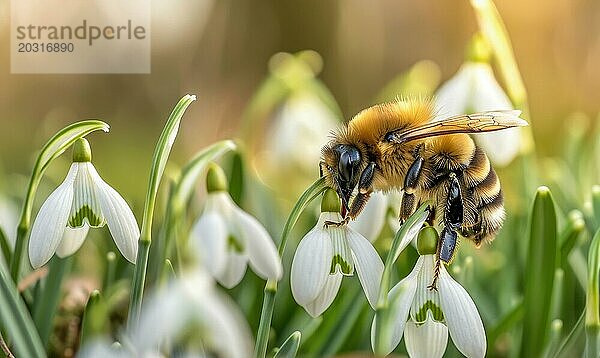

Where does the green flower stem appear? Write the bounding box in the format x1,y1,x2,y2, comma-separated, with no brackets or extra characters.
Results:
127,95,196,330
377,202,431,308
585,229,600,357
9,120,109,282
102,252,117,293
79,290,108,347
254,177,327,358
373,203,430,356
33,256,72,347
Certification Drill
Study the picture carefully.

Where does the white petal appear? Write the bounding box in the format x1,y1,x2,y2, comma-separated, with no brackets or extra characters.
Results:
217,251,248,289
69,162,105,228
434,64,473,120
438,265,486,358
372,257,422,356
405,312,448,358
55,224,90,258
134,271,253,358
329,226,354,275
470,64,520,166
347,229,383,308
190,212,228,277
29,163,77,268
469,63,512,110
303,272,342,317
349,192,388,242
88,163,140,263
394,210,429,261
410,255,442,323
291,218,333,306
235,208,283,281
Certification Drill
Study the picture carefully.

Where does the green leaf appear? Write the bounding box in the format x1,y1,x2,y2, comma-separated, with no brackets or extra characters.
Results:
273,331,301,358
128,95,196,330
0,228,11,265
33,256,71,348
0,263,46,357
520,186,558,358
140,94,196,239
585,229,600,357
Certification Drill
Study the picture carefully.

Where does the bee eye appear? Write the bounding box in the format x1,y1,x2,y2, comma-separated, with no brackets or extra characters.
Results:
337,145,361,182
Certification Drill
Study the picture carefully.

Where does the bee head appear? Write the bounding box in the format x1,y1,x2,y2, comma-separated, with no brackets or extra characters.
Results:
320,143,362,213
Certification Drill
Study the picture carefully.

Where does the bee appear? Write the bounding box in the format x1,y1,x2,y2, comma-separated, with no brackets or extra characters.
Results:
320,98,527,287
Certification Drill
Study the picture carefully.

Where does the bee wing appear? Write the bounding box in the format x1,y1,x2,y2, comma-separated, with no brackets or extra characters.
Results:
385,110,528,143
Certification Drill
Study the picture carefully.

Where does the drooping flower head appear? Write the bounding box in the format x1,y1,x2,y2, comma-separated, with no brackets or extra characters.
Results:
28,138,140,268
373,226,486,358
435,33,521,166
291,188,384,317
190,163,282,288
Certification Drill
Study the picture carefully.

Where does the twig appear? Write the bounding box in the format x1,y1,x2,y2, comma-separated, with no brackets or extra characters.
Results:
0,333,15,358
18,267,49,292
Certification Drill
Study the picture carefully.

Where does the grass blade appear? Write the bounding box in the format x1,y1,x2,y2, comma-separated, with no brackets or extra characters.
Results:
520,186,558,357
273,331,301,358
128,94,196,330
585,228,600,357
0,264,46,357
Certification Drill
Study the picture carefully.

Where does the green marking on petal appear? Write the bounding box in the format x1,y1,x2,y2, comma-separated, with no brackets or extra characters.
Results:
68,205,104,227
330,254,353,275
228,235,244,253
414,300,444,323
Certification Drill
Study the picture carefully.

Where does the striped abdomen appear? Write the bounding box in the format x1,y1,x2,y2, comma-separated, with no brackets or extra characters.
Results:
461,145,505,245
422,134,505,245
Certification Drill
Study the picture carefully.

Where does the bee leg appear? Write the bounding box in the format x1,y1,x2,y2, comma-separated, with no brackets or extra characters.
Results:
429,172,463,290
399,154,424,225
325,162,376,227
428,227,459,290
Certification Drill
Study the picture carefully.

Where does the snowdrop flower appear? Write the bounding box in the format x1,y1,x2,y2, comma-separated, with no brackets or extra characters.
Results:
190,163,282,288
132,271,253,357
291,189,384,317
81,271,253,358
435,34,521,166
349,191,388,242
28,138,139,268
265,92,339,175
373,226,486,357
